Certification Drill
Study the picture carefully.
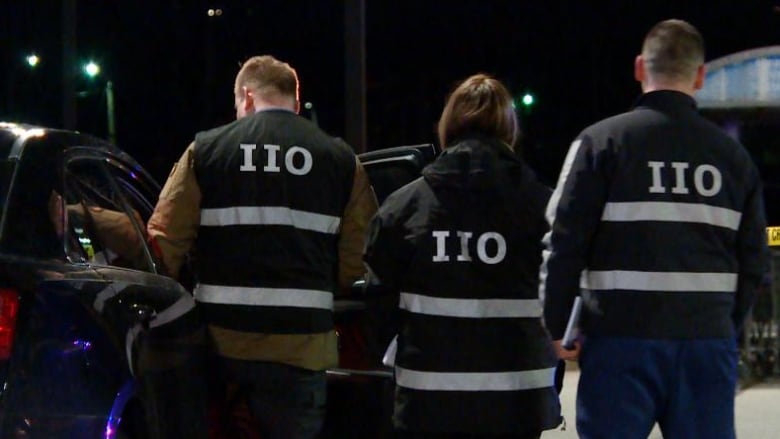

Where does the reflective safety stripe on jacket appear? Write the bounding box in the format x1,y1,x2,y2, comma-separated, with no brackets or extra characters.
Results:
194,284,334,310
192,110,355,340
395,366,556,392
601,201,741,230
200,206,341,234
397,291,552,393
580,271,738,292
399,292,542,318
195,203,341,334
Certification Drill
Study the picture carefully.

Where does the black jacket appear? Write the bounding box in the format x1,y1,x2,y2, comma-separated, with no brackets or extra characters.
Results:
364,137,561,435
541,90,770,340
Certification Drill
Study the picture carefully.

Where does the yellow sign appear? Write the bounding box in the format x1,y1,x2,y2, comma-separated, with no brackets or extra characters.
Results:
767,227,780,246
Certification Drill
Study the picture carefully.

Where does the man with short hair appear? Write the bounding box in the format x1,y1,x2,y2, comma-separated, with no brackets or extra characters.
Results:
541,19,769,438
148,55,378,439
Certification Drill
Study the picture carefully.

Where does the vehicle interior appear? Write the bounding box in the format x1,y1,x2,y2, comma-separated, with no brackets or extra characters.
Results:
322,143,438,439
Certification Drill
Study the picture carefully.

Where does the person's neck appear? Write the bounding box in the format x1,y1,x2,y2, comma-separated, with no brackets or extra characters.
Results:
642,81,696,97
253,98,296,113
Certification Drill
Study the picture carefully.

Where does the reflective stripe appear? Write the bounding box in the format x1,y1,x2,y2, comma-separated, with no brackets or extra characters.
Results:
194,284,334,310
601,201,741,230
540,139,583,303
582,270,738,292
545,140,582,225
395,366,556,391
126,323,143,377
150,295,197,328
93,281,128,313
200,206,341,234
400,292,542,318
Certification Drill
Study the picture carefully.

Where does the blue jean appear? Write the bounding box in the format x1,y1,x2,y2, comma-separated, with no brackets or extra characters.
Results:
219,358,327,439
577,337,738,439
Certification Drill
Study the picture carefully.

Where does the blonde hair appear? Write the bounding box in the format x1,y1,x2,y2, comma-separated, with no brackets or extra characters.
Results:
437,74,519,149
234,55,299,103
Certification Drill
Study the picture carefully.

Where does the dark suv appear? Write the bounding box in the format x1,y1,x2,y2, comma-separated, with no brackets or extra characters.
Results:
0,123,207,438
0,122,438,438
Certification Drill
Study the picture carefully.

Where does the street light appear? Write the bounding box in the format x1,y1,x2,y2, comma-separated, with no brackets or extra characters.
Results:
513,92,536,115
80,61,115,144
521,93,535,107
6,54,44,117
83,61,100,78
304,101,318,127
25,54,40,68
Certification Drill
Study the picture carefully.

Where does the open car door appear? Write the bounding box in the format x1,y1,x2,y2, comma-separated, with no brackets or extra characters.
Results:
323,143,438,439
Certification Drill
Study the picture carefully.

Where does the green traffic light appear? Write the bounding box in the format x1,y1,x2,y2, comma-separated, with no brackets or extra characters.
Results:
522,93,535,107
83,61,101,78
25,54,40,68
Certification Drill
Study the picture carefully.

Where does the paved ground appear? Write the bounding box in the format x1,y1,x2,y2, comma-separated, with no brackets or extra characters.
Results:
542,365,780,438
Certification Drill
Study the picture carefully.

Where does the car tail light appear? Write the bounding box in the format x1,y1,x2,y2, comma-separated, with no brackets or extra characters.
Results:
0,288,19,361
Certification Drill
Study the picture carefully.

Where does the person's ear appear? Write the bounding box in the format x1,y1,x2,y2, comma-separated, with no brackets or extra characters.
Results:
634,55,646,84
243,86,255,114
693,64,705,91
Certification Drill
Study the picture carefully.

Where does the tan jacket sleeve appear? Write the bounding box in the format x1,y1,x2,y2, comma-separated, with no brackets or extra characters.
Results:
337,157,379,293
65,203,147,269
147,143,201,279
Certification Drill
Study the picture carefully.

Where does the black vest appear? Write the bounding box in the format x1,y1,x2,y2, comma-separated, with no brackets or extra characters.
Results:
193,110,355,335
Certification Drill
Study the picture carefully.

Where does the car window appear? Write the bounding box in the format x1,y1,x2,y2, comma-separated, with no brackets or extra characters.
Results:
0,136,64,259
62,154,155,272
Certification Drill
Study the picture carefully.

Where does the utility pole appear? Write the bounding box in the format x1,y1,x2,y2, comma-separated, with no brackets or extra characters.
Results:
62,0,77,129
106,80,116,144
344,0,367,153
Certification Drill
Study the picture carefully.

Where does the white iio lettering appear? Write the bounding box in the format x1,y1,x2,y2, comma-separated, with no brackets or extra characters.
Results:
647,161,723,197
240,144,257,171
648,161,665,193
432,231,450,262
671,162,689,194
264,144,281,172
239,143,313,175
285,146,313,175
693,164,722,197
456,231,473,261
477,232,506,265
431,230,506,264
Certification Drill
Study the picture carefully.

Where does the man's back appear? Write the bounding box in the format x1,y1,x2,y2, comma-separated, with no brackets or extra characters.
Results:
147,54,378,439
190,109,358,370
193,110,355,288
550,90,766,339
541,20,770,439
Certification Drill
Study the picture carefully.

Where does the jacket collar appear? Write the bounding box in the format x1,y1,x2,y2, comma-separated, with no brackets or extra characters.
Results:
632,90,698,114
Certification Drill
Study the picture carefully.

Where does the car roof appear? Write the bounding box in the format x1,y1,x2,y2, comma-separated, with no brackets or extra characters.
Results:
0,122,118,161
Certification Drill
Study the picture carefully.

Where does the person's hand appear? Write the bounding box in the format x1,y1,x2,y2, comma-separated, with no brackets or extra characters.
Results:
553,339,581,361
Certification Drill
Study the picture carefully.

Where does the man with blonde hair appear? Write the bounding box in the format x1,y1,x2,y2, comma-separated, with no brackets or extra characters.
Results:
148,55,377,439
541,19,768,438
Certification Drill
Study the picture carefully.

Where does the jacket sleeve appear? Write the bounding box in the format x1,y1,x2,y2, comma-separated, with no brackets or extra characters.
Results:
337,157,379,293
147,143,201,279
733,167,770,331
363,192,415,292
540,135,610,339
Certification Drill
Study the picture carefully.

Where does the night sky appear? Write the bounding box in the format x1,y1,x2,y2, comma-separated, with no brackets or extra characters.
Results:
3,0,780,185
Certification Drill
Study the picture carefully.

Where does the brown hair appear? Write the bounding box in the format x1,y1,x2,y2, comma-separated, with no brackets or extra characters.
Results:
234,55,299,102
437,74,519,149
642,19,705,82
